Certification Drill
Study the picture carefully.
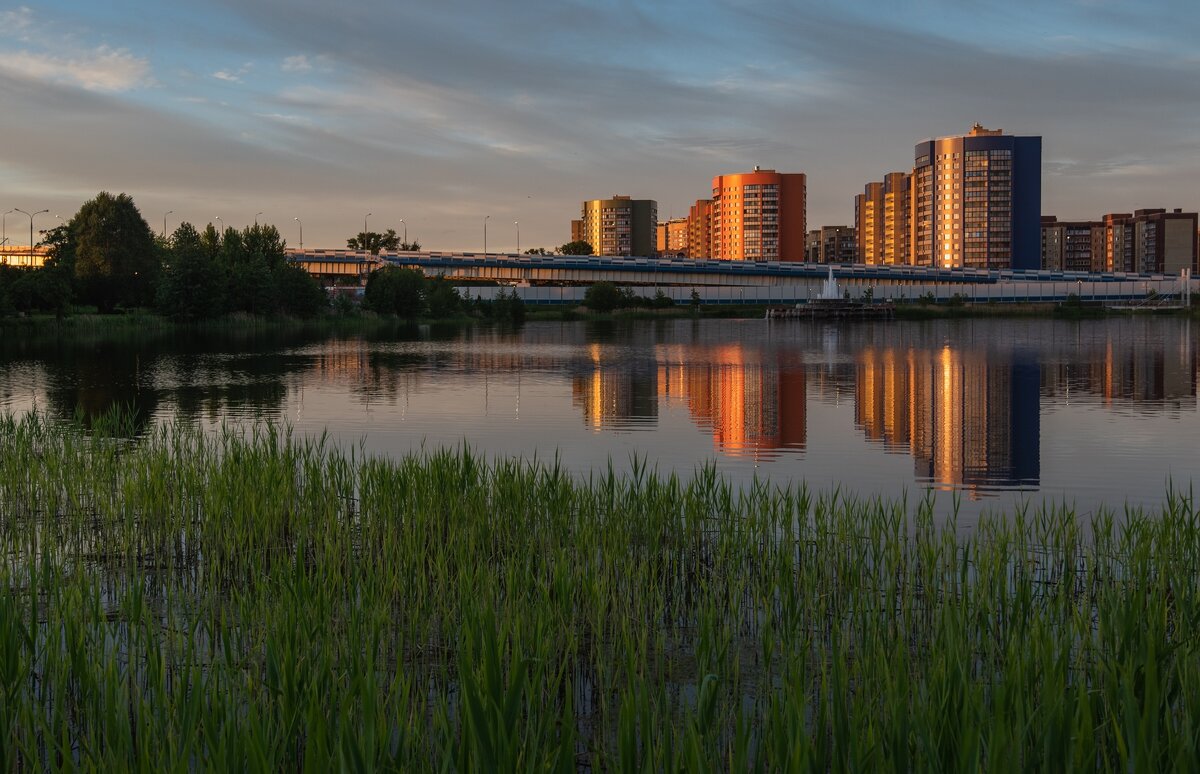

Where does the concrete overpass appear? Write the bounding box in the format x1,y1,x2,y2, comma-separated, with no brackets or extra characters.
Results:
287,249,1196,304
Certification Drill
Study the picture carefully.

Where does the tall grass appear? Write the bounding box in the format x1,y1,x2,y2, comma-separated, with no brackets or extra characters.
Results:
0,412,1197,770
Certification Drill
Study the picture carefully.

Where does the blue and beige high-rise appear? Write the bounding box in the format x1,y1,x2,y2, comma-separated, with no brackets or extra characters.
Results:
912,125,1041,270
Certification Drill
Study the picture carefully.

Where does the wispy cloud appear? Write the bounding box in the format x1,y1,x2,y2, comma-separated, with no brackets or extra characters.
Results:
0,46,150,92
212,63,253,83
281,55,311,72
0,6,35,41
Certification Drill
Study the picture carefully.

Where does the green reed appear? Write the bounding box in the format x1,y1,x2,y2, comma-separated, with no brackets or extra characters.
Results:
1,412,1198,771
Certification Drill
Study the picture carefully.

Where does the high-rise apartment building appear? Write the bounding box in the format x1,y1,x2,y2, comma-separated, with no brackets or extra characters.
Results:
578,196,657,256
687,199,713,259
1101,209,1197,274
912,124,1041,270
882,172,911,265
711,167,806,261
854,182,884,264
1041,216,1104,272
656,217,688,256
856,173,911,265
808,225,857,264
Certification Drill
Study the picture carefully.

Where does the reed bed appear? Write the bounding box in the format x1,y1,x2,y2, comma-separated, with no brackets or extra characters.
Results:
1,412,1198,771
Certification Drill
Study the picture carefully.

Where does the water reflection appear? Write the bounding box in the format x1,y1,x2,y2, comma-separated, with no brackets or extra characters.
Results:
0,318,1197,509
857,345,1040,492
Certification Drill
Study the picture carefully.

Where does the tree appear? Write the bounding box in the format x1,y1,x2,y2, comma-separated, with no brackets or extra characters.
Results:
425,275,462,319
275,262,328,318
583,281,620,312
524,247,549,256
71,192,159,311
363,267,425,319
558,241,593,256
157,222,226,320
348,229,401,255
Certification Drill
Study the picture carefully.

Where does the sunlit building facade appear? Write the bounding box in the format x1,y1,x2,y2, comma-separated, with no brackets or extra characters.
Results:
656,217,688,257
687,199,713,259
1101,209,1197,274
912,124,1041,270
711,168,806,262
578,196,657,257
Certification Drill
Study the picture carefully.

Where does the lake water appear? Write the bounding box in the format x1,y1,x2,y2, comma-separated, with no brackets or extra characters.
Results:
1,317,1196,518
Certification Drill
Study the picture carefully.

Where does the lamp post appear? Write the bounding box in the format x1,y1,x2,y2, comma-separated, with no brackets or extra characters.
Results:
255,211,263,226
13,208,48,265
364,212,371,234
162,210,173,240
514,221,520,255
399,219,406,248
294,217,303,250
484,215,489,257
214,216,224,235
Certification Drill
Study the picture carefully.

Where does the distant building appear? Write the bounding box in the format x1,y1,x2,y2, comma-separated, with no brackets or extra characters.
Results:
0,245,49,268
578,196,657,257
855,173,910,265
912,124,1041,270
711,167,806,261
687,199,713,259
1041,216,1104,272
656,217,688,257
808,226,857,264
570,219,583,245
854,182,884,264
1100,209,1197,274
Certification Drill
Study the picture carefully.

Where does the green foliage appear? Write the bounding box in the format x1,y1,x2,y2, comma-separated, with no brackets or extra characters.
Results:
274,262,329,318
347,229,401,254
155,221,324,319
919,291,936,306
363,267,426,319
652,289,674,309
156,223,226,321
524,247,549,256
425,275,463,319
558,240,593,256
583,281,621,312
2,416,1200,768
690,289,701,309
71,192,158,311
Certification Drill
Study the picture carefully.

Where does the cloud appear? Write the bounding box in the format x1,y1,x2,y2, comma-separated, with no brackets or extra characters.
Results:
0,46,150,92
0,6,34,40
212,63,253,83
281,55,311,72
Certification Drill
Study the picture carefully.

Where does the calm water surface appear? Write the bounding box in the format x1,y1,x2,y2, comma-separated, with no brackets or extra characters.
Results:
2,317,1196,518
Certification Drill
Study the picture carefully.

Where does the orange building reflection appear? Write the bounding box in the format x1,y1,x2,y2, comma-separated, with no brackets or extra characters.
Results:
570,343,807,459
856,345,1040,491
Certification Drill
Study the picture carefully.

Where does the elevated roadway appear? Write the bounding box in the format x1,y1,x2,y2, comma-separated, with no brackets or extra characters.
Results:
287,249,1195,304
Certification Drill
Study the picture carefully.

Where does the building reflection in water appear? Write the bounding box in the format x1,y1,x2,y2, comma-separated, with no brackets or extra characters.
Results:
572,342,806,460
856,345,1041,492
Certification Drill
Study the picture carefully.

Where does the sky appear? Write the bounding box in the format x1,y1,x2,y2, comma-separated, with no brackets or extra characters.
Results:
1,0,1197,252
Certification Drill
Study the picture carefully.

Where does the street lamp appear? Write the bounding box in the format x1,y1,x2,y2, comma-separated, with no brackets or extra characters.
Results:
214,216,224,234
255,211,264,226
294,217,303,250
13,208,48,265
162,210,174,240
399,219,406,247
364,212,372,234
514,221,520,255
484,215,489,257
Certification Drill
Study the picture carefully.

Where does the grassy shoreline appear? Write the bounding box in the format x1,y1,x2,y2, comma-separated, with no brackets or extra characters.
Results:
1,414,1198,769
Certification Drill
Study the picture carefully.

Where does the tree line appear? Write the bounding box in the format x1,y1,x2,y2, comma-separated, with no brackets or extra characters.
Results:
0,192,327,320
